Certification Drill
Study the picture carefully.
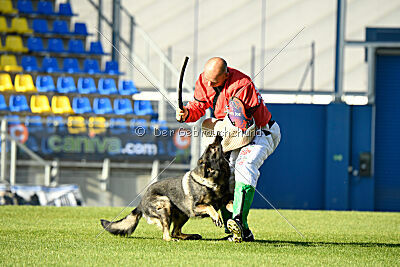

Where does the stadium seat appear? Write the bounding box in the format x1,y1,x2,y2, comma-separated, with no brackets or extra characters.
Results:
119,80,139,95
5,36,28,53
37,1,55,15
77,77,97,94
88,116,106,135
104,60,122,75
0,0,18,14
14,74,36,92
58,3,76,16
89,41,105,55
83,59,100,74
130,118,148,131
36,75,55,93
57,76,76,93
93,98,113,114
74,22,88,35
68,39,85,54
109,118,127,134
114,98,133,115
33,19,50,34
0,73,14,91
134,100,155,116
72,97,92,114
0,55,23,72
0,94,7,111
17,0,34,14
10,17,33,34
41,57,61,73
48,38,65,53
25,116,43,132
52,20,70,35
63,58,81,73
9,95,30,112
27,37,45,52
51,96,73,114
30,95,51,113
0,40,3,52
0,16,9,33
21,56,39,72
150,119,168,131
47,116,65,132
67,116,86,134
98,78,118,95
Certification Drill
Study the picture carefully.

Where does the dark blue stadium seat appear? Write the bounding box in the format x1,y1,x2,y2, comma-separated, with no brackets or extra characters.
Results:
104,60,122,75
89,41,105,55
0,94,8,111
83,59,100,74
72,97,92,114
98,78,118,95
52,20,70,35
57,76,77,93
48,38,65,53
17,0,34,14
118,80,139,95
5,115,20,126
77,77,97,94
58,3,76,16
36,75,56,92
63,58,81,73
22,56,39,72
134,100,155,116
33,19,50,34
27,37,45,52
93,98,113,114
74,22,88,36
41,57,61,73
25,116,43,131
150,119,168,131
37,1,55,15
130,118,148,132
68,39,85,54
109,118,127,134
114,98,133,115
46,116,65,133
9,95,30,112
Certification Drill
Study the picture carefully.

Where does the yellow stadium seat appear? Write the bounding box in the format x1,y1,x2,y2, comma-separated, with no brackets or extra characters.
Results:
51,96,74,114
0,0,18,14
10,17,33,34
5,36,28,53
88,116,106,135
0,55,23,72
0,16,9,33
67,116,86,134
15,74,36,92
30,95,51,113
0,73,14,91
0,40,3,52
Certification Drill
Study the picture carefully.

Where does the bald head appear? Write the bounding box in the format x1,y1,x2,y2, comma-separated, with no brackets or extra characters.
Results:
203,57,229,87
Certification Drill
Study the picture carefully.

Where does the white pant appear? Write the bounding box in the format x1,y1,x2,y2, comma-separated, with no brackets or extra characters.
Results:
229,122,281,187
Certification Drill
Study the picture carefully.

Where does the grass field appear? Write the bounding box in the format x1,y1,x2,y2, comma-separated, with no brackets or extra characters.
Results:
0,206,399,266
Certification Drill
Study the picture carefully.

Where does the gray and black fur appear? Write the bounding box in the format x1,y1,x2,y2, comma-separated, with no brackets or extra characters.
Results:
100,135,233,241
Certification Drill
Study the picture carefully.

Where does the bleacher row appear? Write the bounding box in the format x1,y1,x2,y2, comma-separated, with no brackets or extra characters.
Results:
0,0,162,135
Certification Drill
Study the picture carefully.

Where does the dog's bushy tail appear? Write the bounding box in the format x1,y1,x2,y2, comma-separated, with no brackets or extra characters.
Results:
100,208,142,237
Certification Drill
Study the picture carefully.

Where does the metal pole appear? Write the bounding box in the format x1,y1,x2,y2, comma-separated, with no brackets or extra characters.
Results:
166,46,172,88
10,140,16,185
151,159,160,182
112,0,121,62
367,47,376,104
334,0,346,102
129,16,135,80
193,0,199,83
97,0,103,42
1,119,7,182
100,158,110,191
44,165,51,187
260,0,266,89
311,41,315,91
159,61,167,121
251,45,256,79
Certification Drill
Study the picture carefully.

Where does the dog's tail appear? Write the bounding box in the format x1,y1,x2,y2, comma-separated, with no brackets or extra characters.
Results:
100,208,142,237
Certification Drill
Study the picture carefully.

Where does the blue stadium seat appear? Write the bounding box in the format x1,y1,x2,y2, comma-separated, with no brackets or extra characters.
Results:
48,38,65,53
77,77,97,94
83,59,100,74
114,98,133,115
74,22,88,36
93,98,113,114
36,75,56,92
109,118,127,134
37,1,55,15
33,19,49,34
98,78,118,95
134,100,155,116
89,41,105,55
41,57,61,73
27,37,45,52
18,0,35,14
104,60,122,75
9,95,30,112
5,115,20,126
58,3,76,16
63,58,81,73
72,97,92,114
0,94,8,111
68,39,85,54
52,20,70,35
119,80,139,95
25,116,43,131
46,116,65,132
130,118,148,132
150,119,168,131
22,56,39,72
57,76,76,93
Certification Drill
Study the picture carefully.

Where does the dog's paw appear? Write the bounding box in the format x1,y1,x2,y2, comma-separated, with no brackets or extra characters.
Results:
213,216,223,228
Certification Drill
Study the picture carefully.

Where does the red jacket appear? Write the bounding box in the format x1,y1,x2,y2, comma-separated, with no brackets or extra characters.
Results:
185,67,272,127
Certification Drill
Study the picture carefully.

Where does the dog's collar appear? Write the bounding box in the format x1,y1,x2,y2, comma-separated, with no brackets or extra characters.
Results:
190,171,218,191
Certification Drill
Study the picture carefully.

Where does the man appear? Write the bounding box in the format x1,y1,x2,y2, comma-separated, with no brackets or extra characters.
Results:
176,57,281,242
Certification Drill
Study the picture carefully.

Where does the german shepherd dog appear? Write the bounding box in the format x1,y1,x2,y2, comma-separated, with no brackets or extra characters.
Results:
100,135,233,241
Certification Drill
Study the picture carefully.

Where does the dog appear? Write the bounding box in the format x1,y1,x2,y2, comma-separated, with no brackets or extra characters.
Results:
100,135,233,241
